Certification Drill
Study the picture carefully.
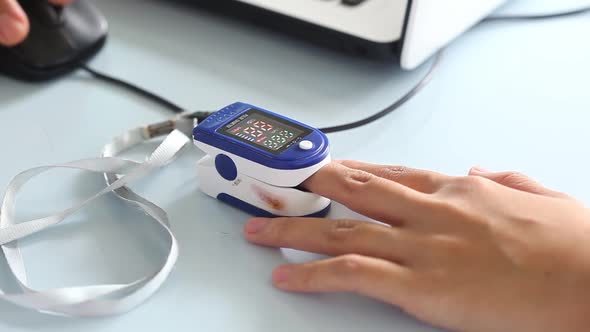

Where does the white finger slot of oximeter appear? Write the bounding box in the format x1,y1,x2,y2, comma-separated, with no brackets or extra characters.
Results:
192,102,331,217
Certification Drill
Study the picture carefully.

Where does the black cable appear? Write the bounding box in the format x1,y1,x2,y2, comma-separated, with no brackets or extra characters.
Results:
318,5,589,133
319,5,590,133
483,5,590,22
80,64,186,114
319,50,443,133
78,5,589,133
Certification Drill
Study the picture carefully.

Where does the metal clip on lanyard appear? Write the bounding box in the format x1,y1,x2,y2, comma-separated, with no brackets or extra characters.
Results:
0,111,202,317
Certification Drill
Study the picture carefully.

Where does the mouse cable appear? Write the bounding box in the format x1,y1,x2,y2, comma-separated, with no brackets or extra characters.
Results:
80,64,186,114
80,64,214,123
319,49,443,133
78,5,589,134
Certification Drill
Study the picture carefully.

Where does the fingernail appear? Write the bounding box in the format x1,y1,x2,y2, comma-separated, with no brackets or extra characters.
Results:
0,13,28,45
273,266,293,284
245,218,269,234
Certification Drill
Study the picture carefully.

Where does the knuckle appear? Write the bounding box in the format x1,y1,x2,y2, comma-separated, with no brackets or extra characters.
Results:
498,172,529,185
462,175,489,189
425,197,458,213
376,166,408,179
265,217,294,240
425,197,477,227
297,266,316,289
324,219,359,242
336,254,366,276
288,264,316,290
295,255,370,291
504,171,525,179
444,175,489,195
340,168,376,196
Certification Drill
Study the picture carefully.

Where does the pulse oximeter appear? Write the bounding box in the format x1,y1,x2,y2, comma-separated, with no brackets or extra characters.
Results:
192,102,331,217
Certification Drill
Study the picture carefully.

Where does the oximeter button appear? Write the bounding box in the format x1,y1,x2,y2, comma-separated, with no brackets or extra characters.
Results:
298,140,314,150
215,154,238,181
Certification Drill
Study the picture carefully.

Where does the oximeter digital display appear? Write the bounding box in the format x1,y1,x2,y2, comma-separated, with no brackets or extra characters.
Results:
218,108,312,154
193,102,331,218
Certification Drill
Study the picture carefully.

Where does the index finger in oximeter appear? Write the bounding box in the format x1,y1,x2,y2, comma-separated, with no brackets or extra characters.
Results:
193,102,331,217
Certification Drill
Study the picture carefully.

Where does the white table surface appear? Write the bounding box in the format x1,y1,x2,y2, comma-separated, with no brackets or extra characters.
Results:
0,0,588,331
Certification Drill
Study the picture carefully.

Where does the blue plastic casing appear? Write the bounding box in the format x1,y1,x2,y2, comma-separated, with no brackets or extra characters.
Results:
193,102,330,170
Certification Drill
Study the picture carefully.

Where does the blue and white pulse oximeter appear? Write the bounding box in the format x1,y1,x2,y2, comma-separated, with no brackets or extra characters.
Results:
193,102,331,217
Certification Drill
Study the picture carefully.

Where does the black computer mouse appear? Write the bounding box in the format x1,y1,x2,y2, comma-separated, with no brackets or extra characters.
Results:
0,0,108,81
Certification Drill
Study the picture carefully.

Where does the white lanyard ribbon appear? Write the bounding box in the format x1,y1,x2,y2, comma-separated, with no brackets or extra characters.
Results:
0,113,199,316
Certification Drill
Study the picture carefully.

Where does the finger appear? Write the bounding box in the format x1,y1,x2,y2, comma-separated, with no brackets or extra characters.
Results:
302,163,431,226
0,0,29,46
469,167,566,198
336,160,449,194
48,0,73,5
245,217,415,264
271,254,412,308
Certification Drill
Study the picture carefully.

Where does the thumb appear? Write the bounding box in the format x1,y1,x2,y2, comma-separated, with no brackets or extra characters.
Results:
469,166,564,197
0,0,29,46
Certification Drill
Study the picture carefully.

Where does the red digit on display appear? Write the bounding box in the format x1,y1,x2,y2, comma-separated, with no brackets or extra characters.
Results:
244,127,259,137
256,121,272,131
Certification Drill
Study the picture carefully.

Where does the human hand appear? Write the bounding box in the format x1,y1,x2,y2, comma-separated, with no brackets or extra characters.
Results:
244,160,590,332
0,0,72,46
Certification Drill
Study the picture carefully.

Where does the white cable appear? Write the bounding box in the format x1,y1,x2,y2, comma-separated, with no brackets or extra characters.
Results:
0,113,198,316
